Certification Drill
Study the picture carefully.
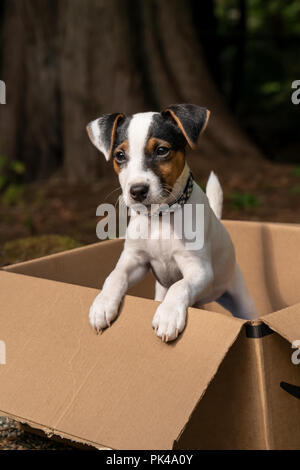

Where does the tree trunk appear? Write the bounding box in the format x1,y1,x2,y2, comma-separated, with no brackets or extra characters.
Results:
0,0,26,164
59,0,147,181
0,0,262,183
21,0,61,178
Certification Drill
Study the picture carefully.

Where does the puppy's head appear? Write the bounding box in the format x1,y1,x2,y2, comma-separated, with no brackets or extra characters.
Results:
87,104,210,207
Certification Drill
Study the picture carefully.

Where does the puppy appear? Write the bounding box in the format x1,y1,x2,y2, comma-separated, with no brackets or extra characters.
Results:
87,104,257,342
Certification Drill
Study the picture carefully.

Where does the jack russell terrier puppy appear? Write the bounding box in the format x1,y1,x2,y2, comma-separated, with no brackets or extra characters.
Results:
87,104,257,342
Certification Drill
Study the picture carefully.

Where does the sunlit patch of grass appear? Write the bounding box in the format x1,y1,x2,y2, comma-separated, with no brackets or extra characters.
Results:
228,191,261,210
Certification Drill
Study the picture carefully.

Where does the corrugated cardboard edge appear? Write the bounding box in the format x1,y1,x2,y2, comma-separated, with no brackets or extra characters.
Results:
173,319,246,449
261,302,300,346
0,410,112,450
19,423,95,450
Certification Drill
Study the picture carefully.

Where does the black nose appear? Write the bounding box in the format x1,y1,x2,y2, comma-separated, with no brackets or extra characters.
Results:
130,184,149,202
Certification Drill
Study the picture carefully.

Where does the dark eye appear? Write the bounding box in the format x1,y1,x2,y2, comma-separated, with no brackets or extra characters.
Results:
115,150,126,164
156,146,170,157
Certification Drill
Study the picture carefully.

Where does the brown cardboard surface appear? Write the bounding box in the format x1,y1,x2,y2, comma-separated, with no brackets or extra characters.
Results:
3,239,124,289
225,221,300,315
0,270,243,449
261,303,300,345
259,332,300,449
176,329,268,449
4,238,155,300
179,325,300,450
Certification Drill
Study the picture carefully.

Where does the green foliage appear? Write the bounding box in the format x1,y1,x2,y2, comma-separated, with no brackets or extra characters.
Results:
216,0,300,36
0,155,26,205
23,214,35,234
2,235,82,265
290,185,300,195
214,0,300,163
292,165,300,177
228,191,261,210
2,184,24,206
10,160,25,175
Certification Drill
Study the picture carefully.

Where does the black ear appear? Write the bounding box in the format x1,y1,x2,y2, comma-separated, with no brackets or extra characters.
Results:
161,104,210,148
86,112,125,161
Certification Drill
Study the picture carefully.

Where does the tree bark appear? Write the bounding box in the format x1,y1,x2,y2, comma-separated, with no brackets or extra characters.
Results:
59,0,147,182
0,0,262,183
0,0,26,164
21,0,61,178
146,0,261,161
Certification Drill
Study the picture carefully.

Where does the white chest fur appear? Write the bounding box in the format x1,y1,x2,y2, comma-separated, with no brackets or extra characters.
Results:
126,212,184,287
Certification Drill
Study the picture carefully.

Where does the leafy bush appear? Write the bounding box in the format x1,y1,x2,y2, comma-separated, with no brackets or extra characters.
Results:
290,185,300,195
292,165,300,177
2,184,24,205
228,191,261,210
0,156,26,206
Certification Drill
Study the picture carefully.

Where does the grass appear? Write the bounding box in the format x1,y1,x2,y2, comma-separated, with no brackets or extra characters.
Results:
2,235,82,266
0,156,26,206
290,185,300,195
228,191,261,210
292,165,300,177
2,184,24,206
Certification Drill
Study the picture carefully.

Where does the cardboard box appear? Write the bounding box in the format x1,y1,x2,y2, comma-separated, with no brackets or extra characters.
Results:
1,220,300,449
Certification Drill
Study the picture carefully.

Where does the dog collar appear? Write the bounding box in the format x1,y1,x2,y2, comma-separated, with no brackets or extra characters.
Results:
148,172,194,217
169,172,194,208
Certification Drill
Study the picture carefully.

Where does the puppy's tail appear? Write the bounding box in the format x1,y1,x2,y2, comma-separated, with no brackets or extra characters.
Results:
206,171,223,219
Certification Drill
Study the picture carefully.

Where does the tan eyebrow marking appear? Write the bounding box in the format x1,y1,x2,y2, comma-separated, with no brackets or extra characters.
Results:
155,150,185,188
114,140,129,154
113,140,128,175
145,137,171,154
145,138,185,188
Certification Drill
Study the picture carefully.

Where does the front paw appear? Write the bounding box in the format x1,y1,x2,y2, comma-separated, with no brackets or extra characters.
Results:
152,302,187,342
89,291,120,333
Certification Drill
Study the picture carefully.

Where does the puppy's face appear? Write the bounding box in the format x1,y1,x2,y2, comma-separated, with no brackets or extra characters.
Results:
87,104,210,208
112,112,188,207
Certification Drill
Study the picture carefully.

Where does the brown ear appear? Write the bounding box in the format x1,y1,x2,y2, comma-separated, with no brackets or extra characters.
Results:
161,104,210,148
86,112,125,161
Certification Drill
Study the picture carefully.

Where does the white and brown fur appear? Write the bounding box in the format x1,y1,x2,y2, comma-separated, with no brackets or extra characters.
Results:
87,104,257,342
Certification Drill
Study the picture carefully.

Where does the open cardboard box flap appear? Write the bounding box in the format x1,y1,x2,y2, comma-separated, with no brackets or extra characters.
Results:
0,270,244,450
261,303,300,345
1,220,300,449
